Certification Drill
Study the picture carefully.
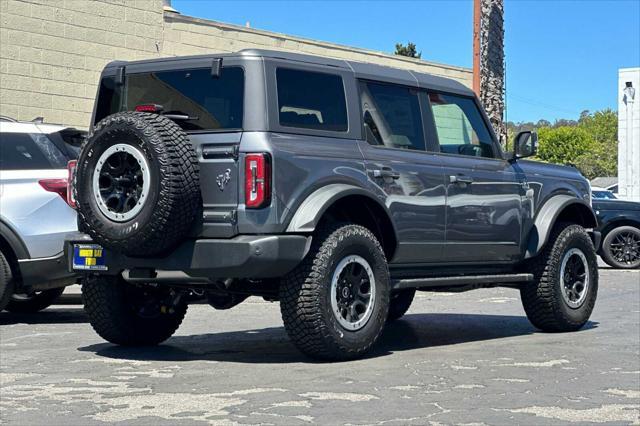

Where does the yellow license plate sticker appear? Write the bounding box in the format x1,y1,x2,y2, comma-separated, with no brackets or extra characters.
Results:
73,244,107,271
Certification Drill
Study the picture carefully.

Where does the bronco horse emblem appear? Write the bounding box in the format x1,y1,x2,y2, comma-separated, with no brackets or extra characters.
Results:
216,169,232,191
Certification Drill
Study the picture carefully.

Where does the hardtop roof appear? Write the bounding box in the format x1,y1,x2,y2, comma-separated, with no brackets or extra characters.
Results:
104,49,474,96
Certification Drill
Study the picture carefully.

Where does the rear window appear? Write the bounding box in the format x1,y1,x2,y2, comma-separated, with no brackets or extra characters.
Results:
0,133,69,170
95,67,245,131
276,68,348,132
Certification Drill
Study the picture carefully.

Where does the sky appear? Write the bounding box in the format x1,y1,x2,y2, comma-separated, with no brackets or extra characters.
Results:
173,0,640,123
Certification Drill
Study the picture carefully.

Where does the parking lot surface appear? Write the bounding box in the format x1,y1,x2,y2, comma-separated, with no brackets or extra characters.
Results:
1,266,638,425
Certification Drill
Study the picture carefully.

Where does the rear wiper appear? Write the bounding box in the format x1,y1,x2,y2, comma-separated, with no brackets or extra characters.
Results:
163,112,199,121
133,105,198,121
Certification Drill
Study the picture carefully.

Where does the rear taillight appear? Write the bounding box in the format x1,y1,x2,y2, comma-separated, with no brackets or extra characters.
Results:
39,178,68,204
67,160,77,209
38,161,77,209
135,104,163,113
244,153,271,209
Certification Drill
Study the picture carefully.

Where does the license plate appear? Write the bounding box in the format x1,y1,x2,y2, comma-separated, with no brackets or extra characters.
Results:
72,244,107,271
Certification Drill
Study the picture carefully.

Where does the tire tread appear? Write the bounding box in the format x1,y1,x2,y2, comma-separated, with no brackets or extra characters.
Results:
520,223,598,332
279,223,389,360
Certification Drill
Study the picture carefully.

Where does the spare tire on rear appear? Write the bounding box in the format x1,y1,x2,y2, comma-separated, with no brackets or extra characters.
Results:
75,112,200,257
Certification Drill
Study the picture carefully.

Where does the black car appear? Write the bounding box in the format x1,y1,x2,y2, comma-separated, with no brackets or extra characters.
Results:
593,199,640,269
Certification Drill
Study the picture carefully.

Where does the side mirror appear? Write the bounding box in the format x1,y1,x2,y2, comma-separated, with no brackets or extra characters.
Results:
513,130,538,160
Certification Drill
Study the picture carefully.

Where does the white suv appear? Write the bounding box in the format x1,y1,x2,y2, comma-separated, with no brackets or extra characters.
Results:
0,117,84,312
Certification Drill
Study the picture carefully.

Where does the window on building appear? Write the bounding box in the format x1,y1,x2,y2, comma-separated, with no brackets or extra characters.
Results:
429,93,496,158
276,68,348,132
359,81,425,151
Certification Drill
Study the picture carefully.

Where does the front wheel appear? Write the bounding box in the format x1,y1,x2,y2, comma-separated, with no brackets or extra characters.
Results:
83,275,187,346
601,226,640,269
280,223,390,361
520,223,598,332
5,287,65,313
387,289,415,322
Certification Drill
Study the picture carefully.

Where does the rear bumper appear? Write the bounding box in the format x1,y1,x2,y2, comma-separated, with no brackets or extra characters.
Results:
18,253,78,290
64,232,311,279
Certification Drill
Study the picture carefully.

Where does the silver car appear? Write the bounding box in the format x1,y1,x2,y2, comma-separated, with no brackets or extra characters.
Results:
0,117,83,312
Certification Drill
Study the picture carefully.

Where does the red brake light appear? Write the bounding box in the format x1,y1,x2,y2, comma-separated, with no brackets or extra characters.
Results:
67,160,77,209
135,104,163,113
244,153,271,209
39,178,68,204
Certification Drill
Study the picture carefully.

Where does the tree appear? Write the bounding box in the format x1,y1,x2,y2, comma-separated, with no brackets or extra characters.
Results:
576,109,618,178
574,142,617,180
578,109,617,145
508,109,618,179
537,126,595,166
394,42,421,58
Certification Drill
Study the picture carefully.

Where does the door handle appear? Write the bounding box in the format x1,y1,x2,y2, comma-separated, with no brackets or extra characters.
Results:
372,167,400,180
449,175,474,185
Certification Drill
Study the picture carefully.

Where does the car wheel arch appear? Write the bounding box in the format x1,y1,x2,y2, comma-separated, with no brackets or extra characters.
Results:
0,222,29,287
600,219,640,240
285,184,398,260
524,195,597,259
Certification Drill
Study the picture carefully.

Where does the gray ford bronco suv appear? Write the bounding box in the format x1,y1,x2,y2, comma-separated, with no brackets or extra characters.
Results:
66,49,600,360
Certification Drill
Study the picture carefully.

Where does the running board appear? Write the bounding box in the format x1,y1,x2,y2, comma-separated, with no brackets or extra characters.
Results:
392,273,533,290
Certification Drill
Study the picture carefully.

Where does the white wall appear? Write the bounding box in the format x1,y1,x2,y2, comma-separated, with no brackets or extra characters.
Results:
618,68,640,201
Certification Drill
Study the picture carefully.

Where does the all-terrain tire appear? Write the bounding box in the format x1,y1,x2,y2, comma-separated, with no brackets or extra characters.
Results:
5,287,65,313
75,112,200,257
0,250,14,311
280,223,390,361
82,274,187,346
600,225,640,269
387,289,415,322
520,223,598,332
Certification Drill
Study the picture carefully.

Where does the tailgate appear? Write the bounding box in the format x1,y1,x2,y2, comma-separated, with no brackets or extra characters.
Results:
189,132,241,238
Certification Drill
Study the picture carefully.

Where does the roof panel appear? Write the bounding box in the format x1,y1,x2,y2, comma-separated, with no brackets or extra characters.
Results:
104,49,473,95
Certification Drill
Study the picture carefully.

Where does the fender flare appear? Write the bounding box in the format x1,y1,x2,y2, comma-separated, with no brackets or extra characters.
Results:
0,220,30,260
285,184,392,233
524,194,597,259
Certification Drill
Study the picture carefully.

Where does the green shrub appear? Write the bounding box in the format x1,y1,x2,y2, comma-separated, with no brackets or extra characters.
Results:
537,126,596,165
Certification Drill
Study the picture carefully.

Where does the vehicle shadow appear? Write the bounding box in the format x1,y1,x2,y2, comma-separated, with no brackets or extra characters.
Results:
78,313,598,364
0,307,88,325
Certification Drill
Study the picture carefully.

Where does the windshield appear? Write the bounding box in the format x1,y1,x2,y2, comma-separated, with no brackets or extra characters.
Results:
592,190,617,199
95,67,244,132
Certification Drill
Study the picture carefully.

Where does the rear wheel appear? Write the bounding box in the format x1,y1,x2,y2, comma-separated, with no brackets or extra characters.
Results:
387,289,415,322
82,274,187,346
280,223,390,361
0,250,14,311
5,287,64,313
601,226,640,269
520,223,598,332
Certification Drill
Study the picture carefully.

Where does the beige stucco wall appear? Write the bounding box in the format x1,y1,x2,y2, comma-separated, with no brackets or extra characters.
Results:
0,0,472,130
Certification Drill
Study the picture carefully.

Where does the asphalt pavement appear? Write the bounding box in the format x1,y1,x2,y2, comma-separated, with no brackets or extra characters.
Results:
1,266,638,425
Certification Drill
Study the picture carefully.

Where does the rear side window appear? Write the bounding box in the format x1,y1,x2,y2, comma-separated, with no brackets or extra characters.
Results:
276,68,348,132
428,93,496,158
99,67,244,131
359,81,425,150
0,133,68,170
94,76,120,125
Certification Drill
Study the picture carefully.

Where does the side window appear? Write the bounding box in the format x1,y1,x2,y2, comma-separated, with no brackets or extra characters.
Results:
360,81,425,151
276,68,348,132
428,93,496,158
0,133,68,170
